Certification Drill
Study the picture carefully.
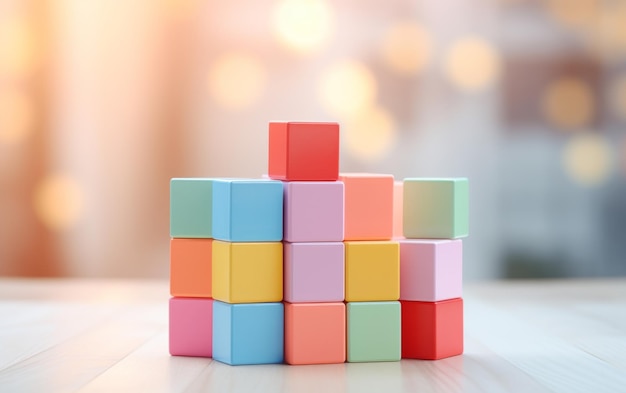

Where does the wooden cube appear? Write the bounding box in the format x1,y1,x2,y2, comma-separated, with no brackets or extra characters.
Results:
285,302,346,365
345,241,399,302
170,238,212,298
400,239,462,302
347,301,401,362
403,178,469,239
212,179,283,242
212,241,283,303
401,298,464,360
212,301,284,365
340,174,394,241
284,242,344,303
283,181,344,242
170,178,213,238
169,297,213,357
268,122,340,181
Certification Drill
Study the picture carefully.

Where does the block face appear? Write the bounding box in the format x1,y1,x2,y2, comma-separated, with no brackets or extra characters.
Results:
400,239,463,301
212,179,283,242
401,298,464,360
213,301,284,365
345,241,399,302
347,301,401,362
212,180,232,240
170,238,212,298
392,181,404,239
268,122,288,179
283,181,344,242
211,300,232,363
403,178,469,239
340,174,394,241
212,241,283,303
169,298,213,357
284,242,344,303
268,122,340,181
170,179,213,238
285,303,346,365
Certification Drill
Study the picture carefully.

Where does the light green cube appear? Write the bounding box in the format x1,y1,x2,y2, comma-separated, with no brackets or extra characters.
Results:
170,178,213,238
403,178,468,239
347,301,401,362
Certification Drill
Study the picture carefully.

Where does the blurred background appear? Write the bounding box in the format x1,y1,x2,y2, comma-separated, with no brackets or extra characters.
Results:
1,0,625,280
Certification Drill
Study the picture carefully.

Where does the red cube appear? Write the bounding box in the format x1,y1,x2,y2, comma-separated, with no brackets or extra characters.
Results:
268,122,339,181
401,298,463,360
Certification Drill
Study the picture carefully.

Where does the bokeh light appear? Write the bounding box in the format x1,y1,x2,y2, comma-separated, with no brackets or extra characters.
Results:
273,0,333,54
318,60,377,118
381,22,432,75
343,105,396,161
597,4,626,53
160,0,200,18
542,77,594,131
207,52,267,110
0,88,35,145
610,75,626,121
444,36,500,91
0,15,38,77
545,0,599,30
562,133,613,187
34,174,85,231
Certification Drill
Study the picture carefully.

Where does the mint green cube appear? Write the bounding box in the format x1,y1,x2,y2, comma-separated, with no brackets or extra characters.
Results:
170,178,213,238
403,178,468,239
347,301,401,362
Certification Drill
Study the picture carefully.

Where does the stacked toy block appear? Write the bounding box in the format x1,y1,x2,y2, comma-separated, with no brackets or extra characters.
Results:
169,179,214,358
210,178,285,365
400,178,468,360
271,122,347,365
169,177,286,365
169,121,468,365
339,173,401,362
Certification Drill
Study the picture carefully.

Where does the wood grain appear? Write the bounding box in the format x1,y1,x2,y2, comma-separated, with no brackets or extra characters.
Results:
0,278,624,393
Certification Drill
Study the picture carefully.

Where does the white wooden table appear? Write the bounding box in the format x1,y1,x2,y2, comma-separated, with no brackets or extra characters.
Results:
0,278,625,393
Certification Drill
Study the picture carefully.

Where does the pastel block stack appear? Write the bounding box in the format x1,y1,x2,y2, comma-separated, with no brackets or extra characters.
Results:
169,179,214,358
400,178,468,360
339,173,401,363
211,178,285,365
169,177,286,365
274,122,347,365
168,121,469,365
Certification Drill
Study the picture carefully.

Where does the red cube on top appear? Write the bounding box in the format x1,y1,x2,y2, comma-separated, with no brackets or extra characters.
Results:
268,122,340,181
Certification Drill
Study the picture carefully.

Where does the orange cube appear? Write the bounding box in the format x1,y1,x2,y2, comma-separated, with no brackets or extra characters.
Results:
340,174,394,241
284,302,346,365
170,238,212,298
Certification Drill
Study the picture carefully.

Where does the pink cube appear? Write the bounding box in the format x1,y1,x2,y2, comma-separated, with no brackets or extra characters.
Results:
284,181,344,242
169,297,213,357
400,239,462,302
393,181,404,239
284,242,344,302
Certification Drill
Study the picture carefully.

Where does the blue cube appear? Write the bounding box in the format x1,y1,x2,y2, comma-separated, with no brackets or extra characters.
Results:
212,301,284,365
170,178,213,238
212,179,283,242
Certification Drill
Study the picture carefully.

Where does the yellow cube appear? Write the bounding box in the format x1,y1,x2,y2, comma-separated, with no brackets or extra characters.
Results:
212,240,283,303
345,241,399,302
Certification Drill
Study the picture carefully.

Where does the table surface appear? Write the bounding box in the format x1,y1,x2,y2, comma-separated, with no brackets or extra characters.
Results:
0,278,625,393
